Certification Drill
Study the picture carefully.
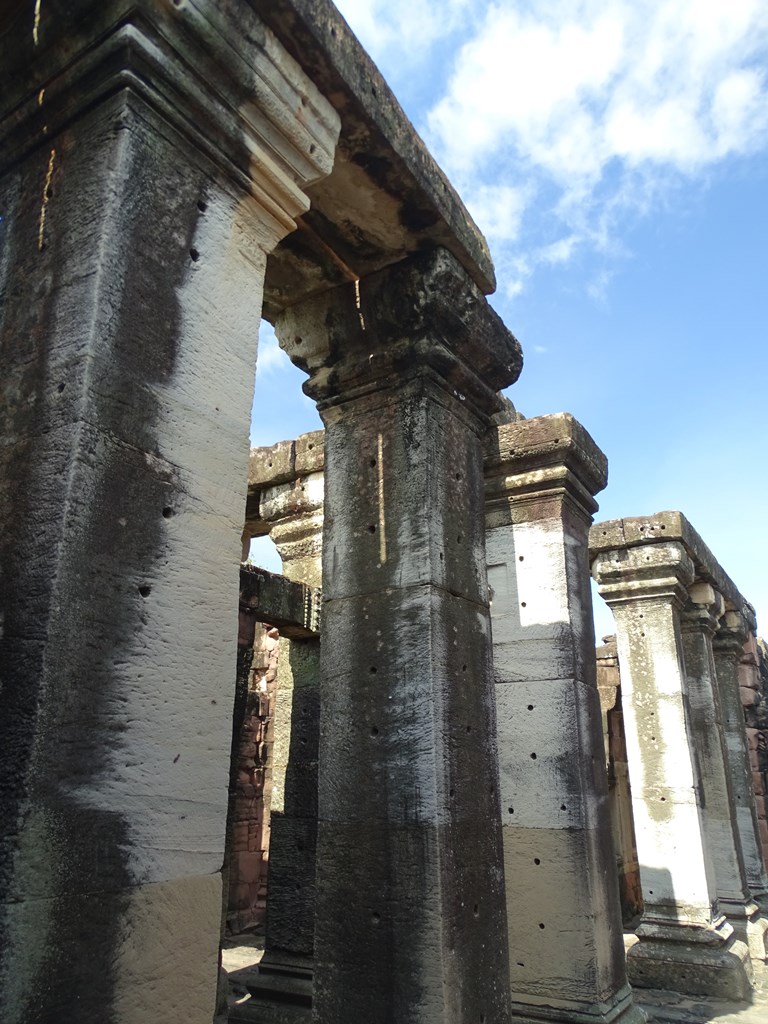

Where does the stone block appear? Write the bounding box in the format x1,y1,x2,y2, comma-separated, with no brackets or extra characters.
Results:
741,686,760,706
753,771,767,797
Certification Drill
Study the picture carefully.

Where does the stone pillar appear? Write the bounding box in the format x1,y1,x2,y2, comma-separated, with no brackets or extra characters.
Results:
484,414,643,1024
681,585,768,960
740,635,768,873
713,611,768,899
242,434,324,1020
0,4,338,1022
592,542,752,999
276,248,522,1024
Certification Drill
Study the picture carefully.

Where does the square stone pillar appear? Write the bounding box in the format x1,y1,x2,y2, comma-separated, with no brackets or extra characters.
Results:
592,540,752,999
713,611,768,900
276,248,522,1024
484,414,644,1024
0,4,338,1022
238,434,325,1021
681,585,768,961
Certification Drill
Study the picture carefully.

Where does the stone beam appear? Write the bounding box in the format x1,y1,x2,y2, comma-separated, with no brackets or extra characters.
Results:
239,565,320,640
274,247,522,1024
590,512,755,628
257,1,496,312
0,3,338,1021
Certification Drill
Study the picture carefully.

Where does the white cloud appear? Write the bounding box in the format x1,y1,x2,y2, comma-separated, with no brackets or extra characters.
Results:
333,0,470,63
416,0,768,290
255,322,291,377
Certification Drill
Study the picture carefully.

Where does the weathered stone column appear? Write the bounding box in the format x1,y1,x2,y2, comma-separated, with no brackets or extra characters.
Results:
592,539,752,999
713,610,768,900
242,432,324,1020
484,414,644,1024
0,4,338,1022
276,248,522,1024
681,585,768,960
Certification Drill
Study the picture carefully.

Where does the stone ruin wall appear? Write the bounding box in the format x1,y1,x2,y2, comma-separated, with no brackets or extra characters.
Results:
227,621,280,934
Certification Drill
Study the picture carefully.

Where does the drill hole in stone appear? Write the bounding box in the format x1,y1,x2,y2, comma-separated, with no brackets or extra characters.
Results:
462,664,467,672
560,803,567,811
368,524,376,533
534,858,541,865
449,788,455,797
538,922,545,929
369,666,377,674
138,585,151,598
189,247,200,262
57,382,65,393
516,962,525,968
508,807,514,814
294,335,303,346
521,601,527,608
527,704,534,711
162,507,174,519
457,534,462,544
455,472,461,481
371,911,380,924
519,555,524,561
197,199,207,212
530,752,537,759
473,904,479,917
370,726,379,737
369,458,376,467
466,724,472,733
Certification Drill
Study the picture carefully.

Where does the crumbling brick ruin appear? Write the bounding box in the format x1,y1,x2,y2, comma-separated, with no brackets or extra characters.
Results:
1,2,766,1023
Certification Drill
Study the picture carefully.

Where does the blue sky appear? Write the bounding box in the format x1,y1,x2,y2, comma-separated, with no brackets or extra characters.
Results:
251,0,768,640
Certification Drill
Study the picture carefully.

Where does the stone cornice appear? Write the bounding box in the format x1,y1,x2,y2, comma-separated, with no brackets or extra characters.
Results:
592,541,695,609
0,0,339,234
274,248,522,419
256,0,496,297
590,511,755,631
483,413,607,525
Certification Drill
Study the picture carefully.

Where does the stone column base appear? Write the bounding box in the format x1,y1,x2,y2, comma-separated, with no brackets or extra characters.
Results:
229,955,312,1024
509,984,647,1024
627,936,753,1000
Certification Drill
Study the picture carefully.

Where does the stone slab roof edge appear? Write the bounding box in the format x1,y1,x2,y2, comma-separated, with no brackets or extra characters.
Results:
255,0,496,301
589,511,755,624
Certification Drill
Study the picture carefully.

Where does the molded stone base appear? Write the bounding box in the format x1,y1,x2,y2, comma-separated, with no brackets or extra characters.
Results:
229,957,312,1024
627,937,753,1000
720,899,768,963
509,984,647,1024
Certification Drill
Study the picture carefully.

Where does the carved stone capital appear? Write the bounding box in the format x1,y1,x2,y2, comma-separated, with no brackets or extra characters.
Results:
591,540,695,609
275,248,522,422
484,412,607,528
682,582,725,637
714,608,750,658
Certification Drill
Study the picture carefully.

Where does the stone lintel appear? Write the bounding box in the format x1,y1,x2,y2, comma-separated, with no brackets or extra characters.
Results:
276,248,522,419
240,565,320,639
484,412,607,526
256,0,496,309
1,1,339,243
590,512,755,628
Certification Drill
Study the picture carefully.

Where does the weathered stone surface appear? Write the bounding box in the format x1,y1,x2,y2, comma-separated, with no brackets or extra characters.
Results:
256,0,497,312
0,4,337,1021
274,250,518,1024
486,415,642,1024
240,565,320,639
592,537,754,997
243,463,323,1022
714,612,768,899
681,586,768,962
